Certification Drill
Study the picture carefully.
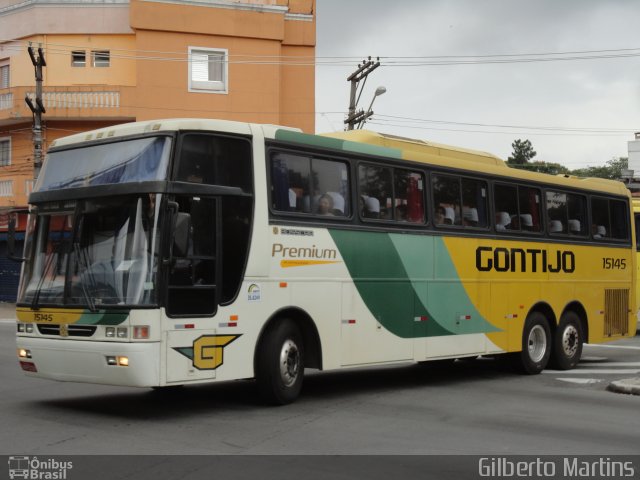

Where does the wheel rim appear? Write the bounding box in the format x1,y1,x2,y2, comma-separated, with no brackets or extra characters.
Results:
561,324,579,358
279,339,300,387
527,324,547,363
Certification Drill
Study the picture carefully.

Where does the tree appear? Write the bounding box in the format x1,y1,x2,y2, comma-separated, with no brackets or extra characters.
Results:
508,139,537,165
570,157,628,180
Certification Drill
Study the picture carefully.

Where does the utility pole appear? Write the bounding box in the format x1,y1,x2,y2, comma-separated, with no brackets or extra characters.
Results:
344,57,380,130
25,44,46,180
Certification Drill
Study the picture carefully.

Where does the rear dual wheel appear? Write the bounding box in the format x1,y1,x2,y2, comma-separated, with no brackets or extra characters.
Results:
550,312,583,370
513,312,551,374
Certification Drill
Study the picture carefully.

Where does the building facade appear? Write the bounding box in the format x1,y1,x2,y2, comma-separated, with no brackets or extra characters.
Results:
0,0,315,299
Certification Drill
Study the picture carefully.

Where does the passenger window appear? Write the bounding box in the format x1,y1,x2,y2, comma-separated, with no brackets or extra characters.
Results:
177,134,252,191
358,165,425,223
493,184,518,231
270,151,350,217
359,165,392,220
546,190,587,236
461,178,488,228
610,199,629,240
394,170,425,223
518,186,542,232
591,197,610,240
432,174,461,226
494,184,542,233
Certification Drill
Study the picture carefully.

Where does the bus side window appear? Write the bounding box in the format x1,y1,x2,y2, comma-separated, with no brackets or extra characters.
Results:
394,169,425,223
591,197,610,240
518,186,542,232
493,184,517,231
359,164,392,220
432,174,461,226
461,178,487,228
177,134,252,191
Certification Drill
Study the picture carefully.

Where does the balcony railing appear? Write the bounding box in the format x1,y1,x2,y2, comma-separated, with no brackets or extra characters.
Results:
26,90,120,109
0,86,133,122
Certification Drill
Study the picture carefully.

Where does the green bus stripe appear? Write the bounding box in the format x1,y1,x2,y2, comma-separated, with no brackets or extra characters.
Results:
329,230,500,338
275,130,403,159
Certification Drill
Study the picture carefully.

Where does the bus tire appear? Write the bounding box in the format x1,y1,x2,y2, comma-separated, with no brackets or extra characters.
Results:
550,311,583,370
513,312,551,374
255,319,304,405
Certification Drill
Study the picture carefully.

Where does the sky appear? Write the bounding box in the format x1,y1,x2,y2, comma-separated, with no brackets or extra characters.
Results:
314,0,640,170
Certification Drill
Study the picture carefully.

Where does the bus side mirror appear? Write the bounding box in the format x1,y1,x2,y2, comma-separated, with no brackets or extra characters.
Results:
172,213,191,258
7,213,26,262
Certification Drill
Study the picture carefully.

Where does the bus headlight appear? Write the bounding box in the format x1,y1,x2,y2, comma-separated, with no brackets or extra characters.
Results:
106,327,115,338
117,327,128,339
106,356,129,367
18,348,32,359
17,323,25,333
25,324,34,333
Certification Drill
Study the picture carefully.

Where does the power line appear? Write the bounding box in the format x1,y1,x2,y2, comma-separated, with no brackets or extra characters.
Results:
3,39,640,66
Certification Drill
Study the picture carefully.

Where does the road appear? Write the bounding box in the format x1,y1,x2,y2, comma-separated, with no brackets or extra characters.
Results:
1,319,639,456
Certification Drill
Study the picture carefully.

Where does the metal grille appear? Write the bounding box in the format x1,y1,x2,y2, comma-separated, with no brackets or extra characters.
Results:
37,324,96,337
604,289,629,336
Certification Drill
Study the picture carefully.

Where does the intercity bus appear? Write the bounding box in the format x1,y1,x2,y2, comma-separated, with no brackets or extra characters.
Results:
12,119,636,404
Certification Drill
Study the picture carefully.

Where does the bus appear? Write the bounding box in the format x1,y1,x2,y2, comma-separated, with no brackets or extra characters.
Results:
633,198,640,331
12,119,636,404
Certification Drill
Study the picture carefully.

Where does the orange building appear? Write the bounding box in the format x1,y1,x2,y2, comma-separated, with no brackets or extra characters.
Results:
0,0,316,210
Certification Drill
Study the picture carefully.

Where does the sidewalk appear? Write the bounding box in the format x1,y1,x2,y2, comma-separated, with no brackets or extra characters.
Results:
0,302,16,321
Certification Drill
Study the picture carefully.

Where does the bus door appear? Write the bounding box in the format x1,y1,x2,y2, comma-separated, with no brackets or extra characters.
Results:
164,195,220,383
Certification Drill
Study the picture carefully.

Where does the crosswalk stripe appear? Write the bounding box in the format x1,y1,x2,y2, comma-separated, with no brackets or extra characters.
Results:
544,369,640,374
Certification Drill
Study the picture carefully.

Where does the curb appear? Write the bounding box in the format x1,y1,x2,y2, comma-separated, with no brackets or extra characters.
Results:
607,378,640,396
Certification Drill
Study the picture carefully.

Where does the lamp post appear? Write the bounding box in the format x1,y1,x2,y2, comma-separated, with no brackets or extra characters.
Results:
358,86,386,129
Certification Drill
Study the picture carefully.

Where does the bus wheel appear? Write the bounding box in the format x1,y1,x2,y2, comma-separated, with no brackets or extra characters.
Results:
550,312,583,370
514,312,551,374
256,319,304,405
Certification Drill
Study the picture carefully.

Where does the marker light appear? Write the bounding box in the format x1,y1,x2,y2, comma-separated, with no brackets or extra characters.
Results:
106,327,116,338
106,356,130,367
133,326,150,339
116,327,128,339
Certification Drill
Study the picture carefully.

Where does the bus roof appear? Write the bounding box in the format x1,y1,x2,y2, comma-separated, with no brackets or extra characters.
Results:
284,128,628,197
48,118,629,198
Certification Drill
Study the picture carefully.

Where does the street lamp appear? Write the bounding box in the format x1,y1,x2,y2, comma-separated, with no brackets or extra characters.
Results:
358,86,386,129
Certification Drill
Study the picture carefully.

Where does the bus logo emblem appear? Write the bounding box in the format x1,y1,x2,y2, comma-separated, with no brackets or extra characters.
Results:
173,335,241,370
59,324,69,337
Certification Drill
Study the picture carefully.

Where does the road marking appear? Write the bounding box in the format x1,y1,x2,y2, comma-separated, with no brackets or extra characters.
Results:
0,319,16,324
585,344,640,351
556,378,602,385
544,369,640,374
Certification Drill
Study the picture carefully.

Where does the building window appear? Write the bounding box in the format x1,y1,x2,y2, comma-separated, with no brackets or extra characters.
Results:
0,138,10,166
0,62,9,88
71,51,86,67
92,50,110,68
0,180,13,196
25,179,35,196
188,47,228,93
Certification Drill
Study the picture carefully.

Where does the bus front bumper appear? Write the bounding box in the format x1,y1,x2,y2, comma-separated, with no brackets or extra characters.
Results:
16,337,161,387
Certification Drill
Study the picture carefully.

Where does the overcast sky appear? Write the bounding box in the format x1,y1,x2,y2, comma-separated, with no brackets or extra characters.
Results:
315,0,640,170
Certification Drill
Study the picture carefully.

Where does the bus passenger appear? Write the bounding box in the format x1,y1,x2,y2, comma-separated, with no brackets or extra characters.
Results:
495,211,511,231
317,194,334,216
363,196,380,218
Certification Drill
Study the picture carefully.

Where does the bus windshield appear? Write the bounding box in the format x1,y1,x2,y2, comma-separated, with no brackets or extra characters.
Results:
18,194,161,308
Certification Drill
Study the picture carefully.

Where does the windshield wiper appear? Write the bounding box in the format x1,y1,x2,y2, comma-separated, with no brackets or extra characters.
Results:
73,243,97,313
31,250,56,310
